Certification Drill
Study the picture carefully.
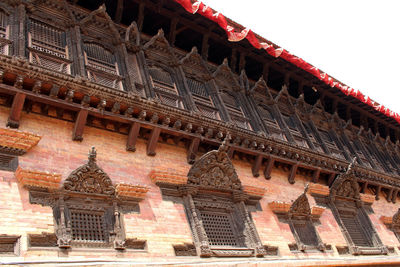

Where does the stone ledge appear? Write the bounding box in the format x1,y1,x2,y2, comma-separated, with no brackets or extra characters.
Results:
269,201,291,214
360,193,375,205
308,183,330,196
149,169,187,185
115,183,149,200
0,127,41,153
15,167,61,190
242,185,266,198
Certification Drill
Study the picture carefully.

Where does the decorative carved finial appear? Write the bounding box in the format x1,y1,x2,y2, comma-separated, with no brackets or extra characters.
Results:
304,183,309,194
88,146,97,165
346,157,357,174
218,133,231,153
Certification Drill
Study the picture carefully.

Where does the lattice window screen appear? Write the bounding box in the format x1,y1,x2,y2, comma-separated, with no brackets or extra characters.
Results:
29,19,66,58
70,210,107,243
149,67,174,87
293,221,319,247
83,43,122,90
187,78,208,98
200,211,239,247
340,212,372,247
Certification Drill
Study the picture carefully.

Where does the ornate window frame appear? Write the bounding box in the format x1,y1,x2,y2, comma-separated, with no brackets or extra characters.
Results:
328,161,387,255
154,138,266,257
0,8,11,56
23,147,148,250
270,186,326,252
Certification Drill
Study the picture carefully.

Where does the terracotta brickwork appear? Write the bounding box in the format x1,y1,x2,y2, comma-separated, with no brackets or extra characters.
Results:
0,106,400,264
0,127,41,152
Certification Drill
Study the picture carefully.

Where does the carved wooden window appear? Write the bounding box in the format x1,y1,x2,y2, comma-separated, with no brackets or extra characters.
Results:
258,104,286,140
351,139,373,168
318,129,344,159
221,91,251,130
149,66,183,108
27,19,70,74
83,42,123,90
156,141,266,257
187,78,220,120
282,114,308,147
302,122,323,152
274,187,326,252
0,152,18,171
0,235,20,256
328,165,386,255
0,11,10,55
27,148,147,250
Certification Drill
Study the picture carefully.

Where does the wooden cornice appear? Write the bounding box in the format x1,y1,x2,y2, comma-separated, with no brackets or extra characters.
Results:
1,55,400,193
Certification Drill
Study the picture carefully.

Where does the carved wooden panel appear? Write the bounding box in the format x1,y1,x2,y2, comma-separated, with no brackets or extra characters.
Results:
148,66,183,108
187,78,220,120
28,233,57,247
340,213,372,247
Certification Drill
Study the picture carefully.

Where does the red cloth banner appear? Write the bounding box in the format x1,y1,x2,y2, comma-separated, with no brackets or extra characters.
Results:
173,0,400,125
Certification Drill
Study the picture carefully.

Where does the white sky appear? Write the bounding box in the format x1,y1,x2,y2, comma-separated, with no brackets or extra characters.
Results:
201,0,400,114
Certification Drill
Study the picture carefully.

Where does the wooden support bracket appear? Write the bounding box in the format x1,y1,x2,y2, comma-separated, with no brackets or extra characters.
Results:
72,109,88,141
375,185,381,200
312,168,321,183
392,189,398,204
252,154,263,177
386,188,394,203
147,127,161,156
126,122,141,152
7,92,26,128
328,173,336,186
264,157,275,180
187,137,200,164
288,164,298,184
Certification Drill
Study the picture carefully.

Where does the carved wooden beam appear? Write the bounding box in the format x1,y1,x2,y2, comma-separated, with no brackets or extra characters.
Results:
126,122,141,152
147,127,161,156
72,109,88,141
187,137,200,164
375,185,381,200
311,168,321,183
264,157,275,180
288,164,298,184
252,154,263,177
7,92,26,128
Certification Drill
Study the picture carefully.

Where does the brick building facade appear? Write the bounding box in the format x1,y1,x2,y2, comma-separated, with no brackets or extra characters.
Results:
1,0,400,266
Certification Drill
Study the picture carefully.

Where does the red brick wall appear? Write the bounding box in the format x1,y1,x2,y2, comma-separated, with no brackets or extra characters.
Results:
0,106,399,262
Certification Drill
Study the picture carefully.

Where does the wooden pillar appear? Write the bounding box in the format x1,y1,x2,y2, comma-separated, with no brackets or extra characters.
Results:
252,154,263,177
7,93,26,128
262,63,270,82
264,157,275,180
361,182,368,194
147,127,161,156
126,122,141,151
230,48,237,72
137,2,145,31
238,52,246,72
72,109,88,141
201,33,209,60
114,0,124,24
168,17,178,46
328,173,336,186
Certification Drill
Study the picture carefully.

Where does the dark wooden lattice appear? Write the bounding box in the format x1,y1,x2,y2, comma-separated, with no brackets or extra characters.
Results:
0,12,7,38
28,19,66,58
70,210,107,243
200,211,239,247
340,213,372,247
0,153,17,171
293,221,319,247
149,67,183,108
